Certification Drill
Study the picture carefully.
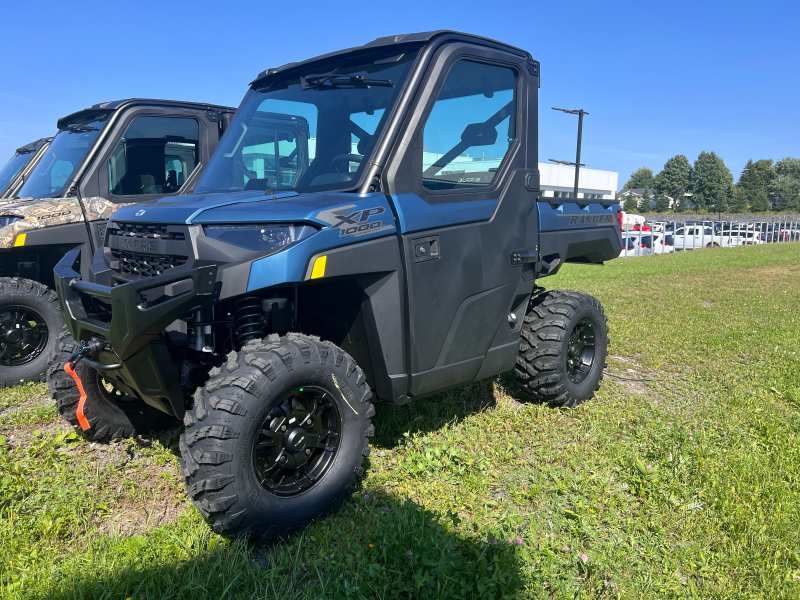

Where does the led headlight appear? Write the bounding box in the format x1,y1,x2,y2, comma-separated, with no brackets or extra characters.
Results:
203,223,315,254
0,215,22,228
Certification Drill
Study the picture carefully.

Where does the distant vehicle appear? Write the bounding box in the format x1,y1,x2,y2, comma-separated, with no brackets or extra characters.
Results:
621,212,646,227
619,231,673,257
673,223,722,250
620,235,651,257
781,227,800,242
672,225,729,249
756,223,784,242
724,229,764,246
653,232,675,254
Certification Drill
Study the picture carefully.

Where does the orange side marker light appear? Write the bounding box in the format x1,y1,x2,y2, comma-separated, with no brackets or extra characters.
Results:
64,362,91,431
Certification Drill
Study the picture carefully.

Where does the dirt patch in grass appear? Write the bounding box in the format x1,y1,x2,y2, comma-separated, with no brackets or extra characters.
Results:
71,435,186,537
94,456,186,537
3,418,71,448
605,355,656,397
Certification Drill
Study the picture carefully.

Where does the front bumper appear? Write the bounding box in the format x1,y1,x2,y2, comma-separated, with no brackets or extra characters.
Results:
55,247,218,417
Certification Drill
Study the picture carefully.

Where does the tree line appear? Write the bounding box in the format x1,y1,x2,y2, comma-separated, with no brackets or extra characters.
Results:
621,153,800,213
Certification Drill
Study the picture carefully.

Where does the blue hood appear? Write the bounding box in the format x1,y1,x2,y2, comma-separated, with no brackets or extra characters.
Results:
110,190,376,227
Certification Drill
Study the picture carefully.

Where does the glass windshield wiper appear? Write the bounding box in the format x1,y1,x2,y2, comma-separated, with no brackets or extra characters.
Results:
300,74,393,89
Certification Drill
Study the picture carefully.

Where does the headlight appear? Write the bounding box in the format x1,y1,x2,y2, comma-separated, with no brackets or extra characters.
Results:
203,223,315,254
0,215,22,228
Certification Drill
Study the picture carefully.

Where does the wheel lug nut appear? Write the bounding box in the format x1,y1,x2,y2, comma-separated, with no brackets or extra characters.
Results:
305,449,311,455
280,425,287,432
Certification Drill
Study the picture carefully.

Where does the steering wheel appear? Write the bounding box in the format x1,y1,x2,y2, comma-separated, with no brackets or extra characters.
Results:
330,153,364,172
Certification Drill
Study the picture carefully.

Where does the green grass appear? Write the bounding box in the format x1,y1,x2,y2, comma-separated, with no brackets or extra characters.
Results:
2,244,799,598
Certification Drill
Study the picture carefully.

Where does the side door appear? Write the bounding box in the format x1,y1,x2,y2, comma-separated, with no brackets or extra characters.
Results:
383,42,539,397
79,106,222,211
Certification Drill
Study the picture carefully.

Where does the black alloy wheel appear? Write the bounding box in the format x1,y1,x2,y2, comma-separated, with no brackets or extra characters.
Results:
253,385,342,497
566,318,597,384
0,305,49,367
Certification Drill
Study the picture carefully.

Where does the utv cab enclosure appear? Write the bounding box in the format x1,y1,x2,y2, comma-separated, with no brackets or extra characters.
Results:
54,31,621,538
0,99,235,386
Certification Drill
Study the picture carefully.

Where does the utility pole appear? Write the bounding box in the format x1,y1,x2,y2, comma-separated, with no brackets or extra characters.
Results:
550,107,589,199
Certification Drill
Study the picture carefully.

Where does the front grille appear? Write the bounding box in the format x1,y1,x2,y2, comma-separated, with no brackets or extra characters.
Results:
111,222,186,241
110,249,188,278
106,222,191,281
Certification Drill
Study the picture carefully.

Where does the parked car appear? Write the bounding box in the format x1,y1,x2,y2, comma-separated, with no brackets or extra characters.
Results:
724,229,764,246
653,232,675,253
619,232,673,257
620,235,651,257
672,225,726,249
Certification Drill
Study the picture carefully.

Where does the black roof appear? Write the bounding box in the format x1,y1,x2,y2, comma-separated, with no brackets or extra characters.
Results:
57,98,236,130
253,30,532,85
15,137,51,154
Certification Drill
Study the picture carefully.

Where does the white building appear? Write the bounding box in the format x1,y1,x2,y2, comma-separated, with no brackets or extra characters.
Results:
538,162,618,201
420,150,618,200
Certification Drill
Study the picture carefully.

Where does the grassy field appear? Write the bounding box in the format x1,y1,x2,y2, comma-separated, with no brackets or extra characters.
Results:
2,244,799,599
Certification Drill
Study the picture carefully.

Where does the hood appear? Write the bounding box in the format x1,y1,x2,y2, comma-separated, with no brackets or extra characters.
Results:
0,196,116,249
110,190,380,228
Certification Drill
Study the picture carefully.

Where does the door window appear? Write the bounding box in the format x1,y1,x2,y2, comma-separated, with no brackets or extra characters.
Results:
107,116,199,197
420,60,517,191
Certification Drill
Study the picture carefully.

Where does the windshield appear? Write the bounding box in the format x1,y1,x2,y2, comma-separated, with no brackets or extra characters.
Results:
17,114,110,198
0,149,38,194
195,46,419,195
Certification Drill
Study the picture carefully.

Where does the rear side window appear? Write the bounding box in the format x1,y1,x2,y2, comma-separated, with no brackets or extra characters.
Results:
107,116,199,197
420,60,517,191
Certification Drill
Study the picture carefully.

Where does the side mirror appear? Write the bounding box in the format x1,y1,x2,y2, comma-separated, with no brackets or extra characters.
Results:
460,122,497,147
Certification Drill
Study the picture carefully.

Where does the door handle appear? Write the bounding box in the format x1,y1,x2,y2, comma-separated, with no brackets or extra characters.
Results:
413,236,440,263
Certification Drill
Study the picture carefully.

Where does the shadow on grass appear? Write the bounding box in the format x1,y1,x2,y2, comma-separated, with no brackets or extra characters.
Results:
372,379,498,449
134,377,503,454
43,491,524,599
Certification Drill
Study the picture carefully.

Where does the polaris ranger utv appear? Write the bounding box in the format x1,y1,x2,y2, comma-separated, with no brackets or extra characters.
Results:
53,31,621,539
0,99,235,386
0,137,51,198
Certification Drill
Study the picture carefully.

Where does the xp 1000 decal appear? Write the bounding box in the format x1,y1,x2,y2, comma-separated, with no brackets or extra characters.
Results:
317,205,390,238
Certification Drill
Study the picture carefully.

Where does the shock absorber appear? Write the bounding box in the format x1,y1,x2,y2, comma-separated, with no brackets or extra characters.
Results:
235,296,266,345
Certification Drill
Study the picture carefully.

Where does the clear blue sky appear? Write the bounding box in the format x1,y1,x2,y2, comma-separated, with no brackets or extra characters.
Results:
0,0,797,188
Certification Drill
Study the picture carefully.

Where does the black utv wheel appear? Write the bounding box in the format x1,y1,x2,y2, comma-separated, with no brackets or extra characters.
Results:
47,330,174,442
513,290,608,408
0,277,63,387
180,333,375,539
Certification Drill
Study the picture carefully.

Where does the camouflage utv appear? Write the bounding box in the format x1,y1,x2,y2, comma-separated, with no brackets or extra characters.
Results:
0,99,234,387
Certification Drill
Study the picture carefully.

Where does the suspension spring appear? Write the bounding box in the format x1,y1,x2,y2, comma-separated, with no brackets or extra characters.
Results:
235,296,265,344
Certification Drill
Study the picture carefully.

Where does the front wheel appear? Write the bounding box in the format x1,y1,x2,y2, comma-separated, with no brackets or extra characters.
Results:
0,278,62,387
513,290,608,407
180,333,375,539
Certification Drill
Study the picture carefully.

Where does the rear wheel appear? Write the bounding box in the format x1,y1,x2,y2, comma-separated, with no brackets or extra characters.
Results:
47,329,175,442
0,277,62,387
513,290,608,407
180,333,374,539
